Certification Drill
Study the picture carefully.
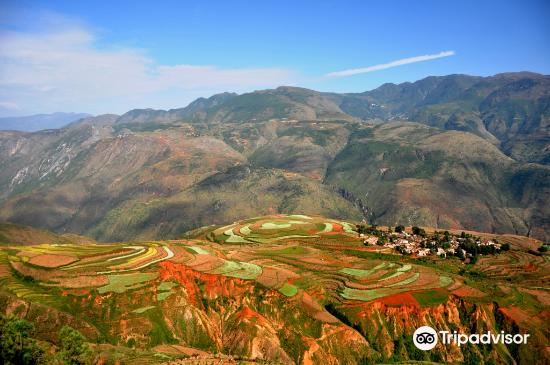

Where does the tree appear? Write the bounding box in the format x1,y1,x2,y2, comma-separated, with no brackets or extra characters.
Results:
58,326,91,365
412,226,426,237
395,225,405,233
500,243,510,251
0,315,45,365
537,245,548,253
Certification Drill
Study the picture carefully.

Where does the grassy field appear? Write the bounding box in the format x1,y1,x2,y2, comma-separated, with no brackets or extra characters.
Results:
278,282,299,297
98,273,158,294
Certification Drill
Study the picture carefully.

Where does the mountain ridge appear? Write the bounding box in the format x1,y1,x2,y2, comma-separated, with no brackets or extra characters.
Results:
0,72,548,242
107,72,549,164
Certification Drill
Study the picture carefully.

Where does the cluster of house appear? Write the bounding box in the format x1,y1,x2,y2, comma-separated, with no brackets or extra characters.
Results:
361,231,502,258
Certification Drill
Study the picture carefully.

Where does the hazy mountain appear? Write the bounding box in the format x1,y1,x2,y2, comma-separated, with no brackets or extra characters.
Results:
0,112,92,132
0,72,548,241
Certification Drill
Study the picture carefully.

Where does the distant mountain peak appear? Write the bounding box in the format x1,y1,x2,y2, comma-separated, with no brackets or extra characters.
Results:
0,112,92,132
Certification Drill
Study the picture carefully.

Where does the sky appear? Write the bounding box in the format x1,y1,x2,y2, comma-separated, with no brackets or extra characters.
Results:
0,0,548,117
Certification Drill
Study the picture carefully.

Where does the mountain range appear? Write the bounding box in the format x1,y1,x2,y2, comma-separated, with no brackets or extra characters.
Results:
0,72,548,241
0,112,92,132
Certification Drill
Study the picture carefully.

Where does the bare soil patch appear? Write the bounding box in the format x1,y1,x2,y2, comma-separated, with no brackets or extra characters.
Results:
452,286,486,298
187,254,224,272
29,254,77,268
11,261,64,281
377,292,419,307
53,275,108,288
256,266,298,288
499,306,534,325
153,344,209,357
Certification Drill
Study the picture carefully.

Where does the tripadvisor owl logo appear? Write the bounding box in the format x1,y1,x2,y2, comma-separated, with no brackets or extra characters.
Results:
413,325,531,351
413,326,438,350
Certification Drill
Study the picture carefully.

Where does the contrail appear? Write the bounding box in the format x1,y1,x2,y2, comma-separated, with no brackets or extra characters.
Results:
326,51,456,77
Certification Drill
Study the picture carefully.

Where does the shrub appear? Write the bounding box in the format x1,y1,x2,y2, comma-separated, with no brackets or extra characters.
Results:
58,326,91,365
395,225,405,233
412,226,426,237
0,315,45,365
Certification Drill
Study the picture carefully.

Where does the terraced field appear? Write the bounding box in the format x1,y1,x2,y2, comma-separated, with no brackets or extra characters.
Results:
0,214,548,364
207,214,357,245
474,250,550,286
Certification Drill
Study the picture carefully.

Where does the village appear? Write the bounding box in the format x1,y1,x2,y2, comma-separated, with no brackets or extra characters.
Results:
357,224,508,261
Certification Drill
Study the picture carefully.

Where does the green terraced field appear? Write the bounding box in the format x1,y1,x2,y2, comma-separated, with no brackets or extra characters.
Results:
0,214,547,365
278,283,298,297
413,290,449,306
98,273,159,294
208,214,358,245
207,260,262,280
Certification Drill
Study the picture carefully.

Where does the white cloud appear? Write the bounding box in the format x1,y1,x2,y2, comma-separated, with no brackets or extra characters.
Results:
0,24,296,116
0,101,20,111
325,51,456,77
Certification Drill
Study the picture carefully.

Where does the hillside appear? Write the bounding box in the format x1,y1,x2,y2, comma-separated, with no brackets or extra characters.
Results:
324,122,549,240
345,72,550,165
0,114,548,241
112,73,549,163
0,216,547,364
0,72,548,242
0,222,96,246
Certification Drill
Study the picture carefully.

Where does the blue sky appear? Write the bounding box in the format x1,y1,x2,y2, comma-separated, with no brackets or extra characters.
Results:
0,0,548,116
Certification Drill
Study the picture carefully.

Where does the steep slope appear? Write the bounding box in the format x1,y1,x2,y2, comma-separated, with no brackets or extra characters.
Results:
338,72,550,164
0,120,361,241
0,116,116,201
324,122,550,240
0,73,548,241
0,222,96,245
89,73,549,163
180,87,355,124
114,93,239,126
0,117,548,241
114,87,355,127
248,120,352,180
85,165,361,241
0,125,247,239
